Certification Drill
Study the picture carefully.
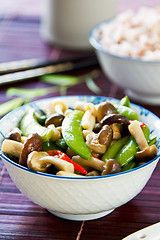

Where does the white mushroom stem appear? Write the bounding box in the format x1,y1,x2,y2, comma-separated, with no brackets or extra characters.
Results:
27,151,74,173
1,139,23,158
111,123,122,140
47,124,61,141
54,103,66,115
85,103,97,116
72,155,104,171
74,101,96,116
81,110,96,131
56,171,85,177
45,100,68,117
74,101,87,112
128,120,148,150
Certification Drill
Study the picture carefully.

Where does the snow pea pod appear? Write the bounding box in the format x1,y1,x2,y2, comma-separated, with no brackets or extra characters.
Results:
115,136,138,166
62,110,92,160
102,136,129,161
115,124,150,167
55,138,68,150
20,109,53,142
43,140,61,151
149,137,157,146
116,105,139,121
142,125,150,141
119,96,131,108
121,160,136,172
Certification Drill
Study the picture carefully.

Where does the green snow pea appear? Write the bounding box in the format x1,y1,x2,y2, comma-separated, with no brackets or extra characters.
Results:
121,160,136,172
115,124,151,167
119,96,131,108
115,136,138,166
43,140,61,151
62,110,92,160
102,136,129,161
149,137,157,146
55,138,68,150
142,125,150,141
35,111,47,125
116,105,139,121
20,109,53,142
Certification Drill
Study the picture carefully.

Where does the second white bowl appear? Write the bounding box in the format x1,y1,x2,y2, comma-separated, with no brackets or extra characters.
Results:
89,21,160,105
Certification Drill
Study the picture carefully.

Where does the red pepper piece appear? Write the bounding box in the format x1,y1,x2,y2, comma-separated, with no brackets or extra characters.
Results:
47,150,88,175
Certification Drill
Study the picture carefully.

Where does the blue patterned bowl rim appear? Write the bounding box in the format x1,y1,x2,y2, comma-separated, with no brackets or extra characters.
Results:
0,95,160,180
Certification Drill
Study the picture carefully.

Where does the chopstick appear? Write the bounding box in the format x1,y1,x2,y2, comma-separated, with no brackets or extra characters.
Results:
0,54,99,85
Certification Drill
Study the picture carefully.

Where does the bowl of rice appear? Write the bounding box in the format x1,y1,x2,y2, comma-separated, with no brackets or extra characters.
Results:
89,7,160,105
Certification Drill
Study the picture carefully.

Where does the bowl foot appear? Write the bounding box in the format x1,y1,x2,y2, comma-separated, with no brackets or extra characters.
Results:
48,209,115,221
125,89,160,105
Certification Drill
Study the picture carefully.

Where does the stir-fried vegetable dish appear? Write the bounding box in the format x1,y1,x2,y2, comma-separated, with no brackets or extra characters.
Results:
2,96,157,177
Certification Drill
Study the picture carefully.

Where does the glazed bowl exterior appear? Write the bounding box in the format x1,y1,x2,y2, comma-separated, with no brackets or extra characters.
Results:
89,21,160,105
0,96,160,221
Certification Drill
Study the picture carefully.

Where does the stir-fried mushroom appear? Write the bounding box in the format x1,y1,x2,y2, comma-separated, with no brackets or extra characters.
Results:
111,123,122,140
96,102,118,122
97,125,113,145
45,100,68,117
136,144,157,161
86,132,108,154
86,170,100,176
2,139,23,158
27,151,50,172
128,120,157,161
45,113,65,127
72,155,104,171
8,131,21,142
81,110,96,131
19,133,43,167
102,159,121,175
27,151,74,173
94,114,130,133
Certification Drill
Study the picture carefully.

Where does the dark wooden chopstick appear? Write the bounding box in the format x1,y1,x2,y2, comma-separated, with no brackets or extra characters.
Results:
0,54,99,85
0,54,98,74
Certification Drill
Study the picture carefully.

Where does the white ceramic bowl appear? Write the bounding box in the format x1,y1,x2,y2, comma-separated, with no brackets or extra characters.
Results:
89,21,160,105
0,95,160,221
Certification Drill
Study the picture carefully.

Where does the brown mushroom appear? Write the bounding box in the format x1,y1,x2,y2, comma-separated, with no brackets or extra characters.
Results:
96,102,118,122
86,132,107,154
101,159,121,175
86,170,100,176
7,128,22,142
45,113,65,127
136,144,157,161
19,133,43,167
94,114,129,133
97,125,113,145
8,131,21,142
27,151,74,173
128,120,157,161
27,151,50,172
